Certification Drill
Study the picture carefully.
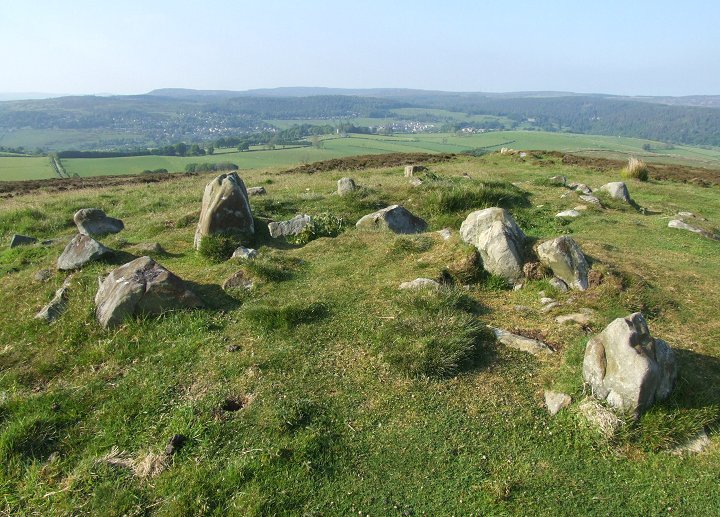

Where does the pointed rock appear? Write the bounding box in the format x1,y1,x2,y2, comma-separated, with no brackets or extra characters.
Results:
356,205,427,234
35,287,69,323
545,391,572,416
194,172,254,249
57,234,112,271
537,236,589,290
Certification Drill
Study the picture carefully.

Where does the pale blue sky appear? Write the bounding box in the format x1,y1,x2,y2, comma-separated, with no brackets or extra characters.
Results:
1,0,718,96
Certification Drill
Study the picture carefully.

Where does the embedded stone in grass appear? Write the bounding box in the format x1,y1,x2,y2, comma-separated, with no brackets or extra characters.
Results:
247,186,267,196
57,234,112,271
194,172,254,250
268,214,312,238
555,311,593,325
399,278,440,290
460,207,526,283
9,234,37,248
598,181,632,203
668,219,716,240
74,208,124,236
95,256,203,329
404,164,427,177
556,209,581,218
34,268,53,283
549,175,567,186
337,177,356,195
544,391,572,416
568,182,592,195
222,270,255,291
549,277,569,292
231,246,258,260
488,326,553,356
536,236,589,291
579,194,602,207
35,287,68,323
356,205,427,234
131,242,165,254
437,228,452,240
582,312,677,418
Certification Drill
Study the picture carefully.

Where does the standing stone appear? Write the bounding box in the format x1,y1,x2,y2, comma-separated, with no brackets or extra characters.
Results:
583,312,677,417
549,176,567,186
536,236,589,290
337,177,356,196
356,205,427,234
459,208,526,283
404,165,426,177
268,214,312,238
598,182,632,203
9,234,37,248
95,256,202,329
194,172,254,250
57,234,112,271
74,208,124,236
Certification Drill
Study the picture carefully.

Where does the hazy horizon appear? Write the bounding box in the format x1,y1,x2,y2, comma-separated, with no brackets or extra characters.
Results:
2,0,719,97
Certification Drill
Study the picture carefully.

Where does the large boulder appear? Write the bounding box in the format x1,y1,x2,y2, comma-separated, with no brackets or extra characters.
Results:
536,236,589,290
57,234,112,271
74,208,124,236
356,205,427,234
598,182,632,203
459,208,525,282
268,214,312,238
583,312,677,417
194,172,254,250
337,177,356,195
95,256,202,329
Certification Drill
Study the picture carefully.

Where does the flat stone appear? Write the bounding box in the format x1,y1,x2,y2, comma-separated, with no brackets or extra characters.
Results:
356,205,427,234
399,278,440,290
231,246,258,259
668,220,715,239
579,194,602,207
556,210,581,218
35,287,68,323
541,301,560,313
540,297,556,305
247,186,267,196
489,326,553,356
223,270,255,291
574,205,589,211
268,214,312,238
9,234,37,248
57,234,112,271
555,312,593,325
132,242,165,254
545,390,572,416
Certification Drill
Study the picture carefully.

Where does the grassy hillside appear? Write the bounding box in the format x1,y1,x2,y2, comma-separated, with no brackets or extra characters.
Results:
0,153,718,514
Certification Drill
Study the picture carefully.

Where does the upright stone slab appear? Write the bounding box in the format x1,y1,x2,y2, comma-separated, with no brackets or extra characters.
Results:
194,172,254,249
74,208,124,236
337,177,356,195
459,207,526,283
598,182,632,203
57,234,112,271
536,236,589,290
356,205,427,234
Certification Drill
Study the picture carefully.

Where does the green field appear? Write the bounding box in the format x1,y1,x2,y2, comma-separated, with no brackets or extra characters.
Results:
0,128,149,151
0,155,57,180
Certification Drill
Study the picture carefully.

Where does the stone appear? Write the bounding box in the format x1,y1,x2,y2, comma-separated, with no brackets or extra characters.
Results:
574,205,589,211
523,261,546,280
578,399,622,438
540,297,556,305
555,312,593,325
95,256,202,329
356,205,427,234
541,302,560,313
337,177,356,195
549,175,567,186
246,186,267,196
668,220,715,239
536,236,589,291
222,270,255,291
132,242,165,254
544,391,572,416
489,326,553,356
57,234,112,271
404,165,426,177
408,177,423,187
568,183,592,195
35,287,68,323
549,277,569,292
556,210,581,218
437,228,452,240
598,182,632,203
194,172,254,250
579,194,602,207
582,312,677,417
74,208,124,236
672,430,711,456
34,269,53,283
460,208,526,283
268,214,312,238
231,246,258,259
399,278,440,290
9,234,37,248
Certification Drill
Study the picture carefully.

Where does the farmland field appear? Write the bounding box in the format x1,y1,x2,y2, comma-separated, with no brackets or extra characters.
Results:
0,155,57,180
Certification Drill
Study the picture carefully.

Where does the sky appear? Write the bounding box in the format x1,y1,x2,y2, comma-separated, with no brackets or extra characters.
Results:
1,0,719,97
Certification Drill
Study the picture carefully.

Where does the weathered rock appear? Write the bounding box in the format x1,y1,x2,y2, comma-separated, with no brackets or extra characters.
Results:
399,278,440,290
598,182,632,203
132,242,165,254
537,236,589,291
579,194,602,207
573,205,589,211
9,234,37,248
57,234,112,271
545,390,572,416
540,297,556,306
556,311,593,325
95,256,202,329
34,268,53,283
436,228,452,240
222,270,255,291
35,287,68,323
583,312,677,417
247,186,267,196
668,220,716,239
541,302,560,313
556,210,581,218
337,177,356,195
404,165,426,177
231,246,258,259
569,183,593,195
194,172,254,250
268,214,312,238
549,277,569,292
356,205,427,234
489,326,553,356
74,208,124,236
549,175,567,186
460,208,526,283
578,399,622,438
523,261,547,280
672,430,711,456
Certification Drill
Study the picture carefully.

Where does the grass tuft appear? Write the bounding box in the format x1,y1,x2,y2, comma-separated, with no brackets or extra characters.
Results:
622,156,650,181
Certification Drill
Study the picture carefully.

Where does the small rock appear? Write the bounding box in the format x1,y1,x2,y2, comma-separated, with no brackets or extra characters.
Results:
399,278,440,290
337,178,356,195
537,236,589,291
268,214,312,238
408,177,423,187
556,210,581,218
513,283,524,291
247,186,267,196
569,183,593,195
545,391,572,416
223,270,255,291
672,430,711,456
555,312,593,325
549,277,569,292
541,302,560,313
540,297,556,305
35,287,69,323
404,165,427,177
231,246,258,260
74,208,124,236
573,205,589,211
579,194,602,207
34,269,53,283
226,344,241,352
436,228,452,240
668,220,715,239
513,305,531,313
489,326,553,356
549,175,567,186
598,182,632,203
57,234,112,271
9,234,37,248
132,242,165,254
356,205,427,234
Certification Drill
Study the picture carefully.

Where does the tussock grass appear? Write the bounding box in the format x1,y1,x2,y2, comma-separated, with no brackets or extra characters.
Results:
622,156,650,181
245,302,328,331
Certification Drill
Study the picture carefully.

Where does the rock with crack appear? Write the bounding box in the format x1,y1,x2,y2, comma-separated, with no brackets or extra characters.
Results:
399,278,440,290
460,207,526,283
356,205,427,234
598,182,632,203
668,220,716,240
537,236,589,290
489,326,553,356
545,391,572,416
337,177,356,196
74,208,124,236
194,172,254,249
9,234,37,248
268,214,312,238
57,234,112,271
582,312,677,417
95,256,203,329
35,286,69,323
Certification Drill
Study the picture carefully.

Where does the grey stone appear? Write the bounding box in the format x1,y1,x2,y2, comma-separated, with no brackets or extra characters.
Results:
545,391,572,416
194,172,254,249
404,165,426,177
583,312,677,417
74,208,124,236
268,214,312,238
598,182,632,203
231,246,258,259
9,234,37,248
541,301,560,313
579,194,602,207
549,175,567,186
436,228,452,240
489,326,553,356
57,234,112,271
222,270,255,291
408,177,423,187
555,312,593,325
247,186,267,196
672,430,711,456
569,183,593,195
556,210,581,218
35,287,68,323
356,205,427,234
34,269,53,283
537,236,589,291
549,277,569,292
399,278,440,290
668,220,716,239
95,256,202,329
459,208,526,283
132,242,165,254
540,297,556,305
337,178,356,195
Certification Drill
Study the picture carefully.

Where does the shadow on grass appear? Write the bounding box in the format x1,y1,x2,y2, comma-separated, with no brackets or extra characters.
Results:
185,281,242,311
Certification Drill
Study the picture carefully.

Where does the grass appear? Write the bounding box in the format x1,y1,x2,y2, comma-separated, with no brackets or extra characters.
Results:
622,156,650,181
0,153,719,514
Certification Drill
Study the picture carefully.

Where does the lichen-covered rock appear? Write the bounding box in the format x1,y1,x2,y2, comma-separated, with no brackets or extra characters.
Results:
582,312,677,417
57,234,112,271
194,172,254,250
598,182,632,203
460,208,526,283
95,256,202,329
356,205,427,234
536,236,589,290
222,270,255,291
74,208,124,236
545,391,572,416
268,214,312,238
337,177,356,195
